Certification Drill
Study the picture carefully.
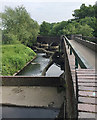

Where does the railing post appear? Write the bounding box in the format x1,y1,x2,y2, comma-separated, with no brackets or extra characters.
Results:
75,57,78,69
68,44,69,49
70,48,72,55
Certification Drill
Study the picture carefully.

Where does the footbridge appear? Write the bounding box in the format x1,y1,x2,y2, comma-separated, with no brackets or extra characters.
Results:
62,35,97,119
0,35,97,119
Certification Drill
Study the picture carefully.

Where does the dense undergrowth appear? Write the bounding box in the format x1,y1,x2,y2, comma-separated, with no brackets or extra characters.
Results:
2,44,36,76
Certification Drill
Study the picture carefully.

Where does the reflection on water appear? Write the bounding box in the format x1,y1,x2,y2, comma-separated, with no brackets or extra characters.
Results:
2,106,59,119
46,63,64,77
17,53,49,76
17,53,63,77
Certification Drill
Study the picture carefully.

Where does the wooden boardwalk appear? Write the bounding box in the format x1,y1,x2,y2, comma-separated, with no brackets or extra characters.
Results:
72,69,97,119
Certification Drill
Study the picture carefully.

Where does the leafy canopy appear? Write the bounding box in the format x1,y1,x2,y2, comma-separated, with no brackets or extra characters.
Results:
1,6,39,47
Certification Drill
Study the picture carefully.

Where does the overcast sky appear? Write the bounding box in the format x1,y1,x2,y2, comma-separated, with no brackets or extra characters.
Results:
0,0,97,24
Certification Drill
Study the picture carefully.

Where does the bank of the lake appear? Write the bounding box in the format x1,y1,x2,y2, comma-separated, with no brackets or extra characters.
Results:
2,44,36,76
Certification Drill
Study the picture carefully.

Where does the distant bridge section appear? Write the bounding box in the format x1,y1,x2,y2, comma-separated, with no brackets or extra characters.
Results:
37,36,60,45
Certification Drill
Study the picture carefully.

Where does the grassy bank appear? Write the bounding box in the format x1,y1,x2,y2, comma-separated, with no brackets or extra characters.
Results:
2,44,36,76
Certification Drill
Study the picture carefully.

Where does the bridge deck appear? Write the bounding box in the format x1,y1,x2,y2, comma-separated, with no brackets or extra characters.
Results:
65,38,97,119
72,69,97,118
69,40,96,68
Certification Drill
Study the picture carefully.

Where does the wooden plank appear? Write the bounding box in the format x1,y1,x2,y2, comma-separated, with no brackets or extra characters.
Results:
77,71,96,73
77,70,96,72
77,77,97,79
78,104,97,113
77,74,97,76
79,91,97,97
78,112,96,118
77,72,96,74
78,85,97,87
79,89,97,92
77,81,96,83
76,69,96,71
79,86,96,91
79,97,97,105
77,79,96,81
78,82,97,86
74,81,96,83
74,80,96,83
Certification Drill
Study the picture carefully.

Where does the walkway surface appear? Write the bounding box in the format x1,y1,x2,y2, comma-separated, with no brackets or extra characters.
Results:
76,69,97,119
65,39,97,119
69,40,97,69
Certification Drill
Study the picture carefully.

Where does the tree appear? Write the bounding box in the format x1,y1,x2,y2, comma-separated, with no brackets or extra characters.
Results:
40,21,51,36
1,6,39,47
49,21,68,36
94,2,97,37
73,4,95,19
77,24,94,37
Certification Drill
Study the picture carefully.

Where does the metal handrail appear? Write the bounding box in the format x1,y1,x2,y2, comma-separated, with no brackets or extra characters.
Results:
64,35,92,69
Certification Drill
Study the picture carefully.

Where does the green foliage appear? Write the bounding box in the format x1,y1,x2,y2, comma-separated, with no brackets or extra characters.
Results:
76,24,94,37
40,18,94,37
49,21,67,36
79,17,96,29
94,2,97,37
39,3,96,37
1,6,39,47
40,21,51,36
2,32,19,44
2,44,36,76
73,4,95,19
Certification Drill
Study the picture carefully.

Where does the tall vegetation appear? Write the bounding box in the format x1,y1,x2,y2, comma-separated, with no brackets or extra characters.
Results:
94,2,97,37
2,44,36,76
72,4,95,19
1,6,39,76
39,3,97,37
1,6,39,47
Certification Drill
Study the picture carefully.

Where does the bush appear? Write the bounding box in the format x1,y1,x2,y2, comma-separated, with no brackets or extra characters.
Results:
77,24,94,37
2,33,20,44
2,44,36,76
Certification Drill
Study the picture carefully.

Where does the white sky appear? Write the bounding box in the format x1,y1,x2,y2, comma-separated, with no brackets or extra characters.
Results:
0,0,97,24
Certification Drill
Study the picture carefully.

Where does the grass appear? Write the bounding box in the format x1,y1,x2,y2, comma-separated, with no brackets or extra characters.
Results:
2,44,36,76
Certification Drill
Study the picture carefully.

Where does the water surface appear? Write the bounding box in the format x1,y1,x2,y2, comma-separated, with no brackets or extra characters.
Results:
2,106,59,119
17,53,49,76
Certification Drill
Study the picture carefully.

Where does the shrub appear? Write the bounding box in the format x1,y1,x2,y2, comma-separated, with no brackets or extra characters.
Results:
2,44,36,76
